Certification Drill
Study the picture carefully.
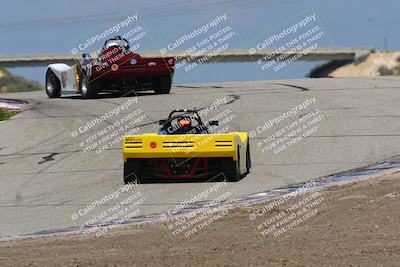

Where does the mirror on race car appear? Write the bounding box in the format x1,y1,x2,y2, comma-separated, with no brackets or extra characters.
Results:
208,120,219,126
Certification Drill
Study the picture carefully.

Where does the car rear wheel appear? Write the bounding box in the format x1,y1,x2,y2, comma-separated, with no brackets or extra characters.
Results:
45,70,61,98
246,141,251,173
123,159,142,184
221,148,241,182
155,75,172,94
80,78,98,99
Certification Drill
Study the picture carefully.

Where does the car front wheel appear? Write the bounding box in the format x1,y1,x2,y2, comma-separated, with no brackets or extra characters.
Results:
45,70,61,98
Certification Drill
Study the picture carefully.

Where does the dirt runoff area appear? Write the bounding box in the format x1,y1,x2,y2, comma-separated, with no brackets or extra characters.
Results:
1,171,400,266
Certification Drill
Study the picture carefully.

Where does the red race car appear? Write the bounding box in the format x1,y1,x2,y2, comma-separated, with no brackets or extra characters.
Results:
45,36,175,98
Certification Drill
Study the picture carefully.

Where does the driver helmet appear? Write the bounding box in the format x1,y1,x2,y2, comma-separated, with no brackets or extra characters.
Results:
105,41,119,49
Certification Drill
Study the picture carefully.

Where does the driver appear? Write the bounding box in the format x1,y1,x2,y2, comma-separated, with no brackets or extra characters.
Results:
158,116,209,135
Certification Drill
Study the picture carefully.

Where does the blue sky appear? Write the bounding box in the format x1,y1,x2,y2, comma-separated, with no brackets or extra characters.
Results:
0,0,398,84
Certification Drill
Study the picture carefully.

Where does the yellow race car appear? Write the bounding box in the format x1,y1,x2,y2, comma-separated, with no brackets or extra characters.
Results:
122,109,251,183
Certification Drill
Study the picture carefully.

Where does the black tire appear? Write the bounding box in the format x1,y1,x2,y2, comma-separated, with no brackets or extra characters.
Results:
246,141,251,173
45,70,61,98
221,148,241,182
123,159,141,184
80,77,98,99
155,75,172,94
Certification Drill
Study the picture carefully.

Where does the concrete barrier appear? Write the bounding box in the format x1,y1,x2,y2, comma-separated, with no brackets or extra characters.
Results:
0,48,373,68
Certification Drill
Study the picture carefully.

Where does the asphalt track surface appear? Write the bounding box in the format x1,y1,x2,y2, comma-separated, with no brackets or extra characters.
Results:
0,77,399,238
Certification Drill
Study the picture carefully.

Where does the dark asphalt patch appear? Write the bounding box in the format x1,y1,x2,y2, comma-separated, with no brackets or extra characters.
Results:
38,152,59,165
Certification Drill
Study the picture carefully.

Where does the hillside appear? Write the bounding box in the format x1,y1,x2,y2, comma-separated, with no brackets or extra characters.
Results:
328,51,400,77
0,68,41,93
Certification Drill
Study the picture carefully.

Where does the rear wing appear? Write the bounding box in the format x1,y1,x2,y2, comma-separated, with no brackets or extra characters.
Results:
123,133,242,162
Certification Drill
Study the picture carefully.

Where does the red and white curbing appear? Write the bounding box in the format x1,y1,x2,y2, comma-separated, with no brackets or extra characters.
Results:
0,98,28,111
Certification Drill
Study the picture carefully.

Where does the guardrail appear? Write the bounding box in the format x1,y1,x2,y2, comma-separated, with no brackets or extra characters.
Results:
0,48,373,68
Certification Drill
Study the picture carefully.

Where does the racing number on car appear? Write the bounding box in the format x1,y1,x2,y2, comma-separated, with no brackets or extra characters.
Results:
125,136,141,142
